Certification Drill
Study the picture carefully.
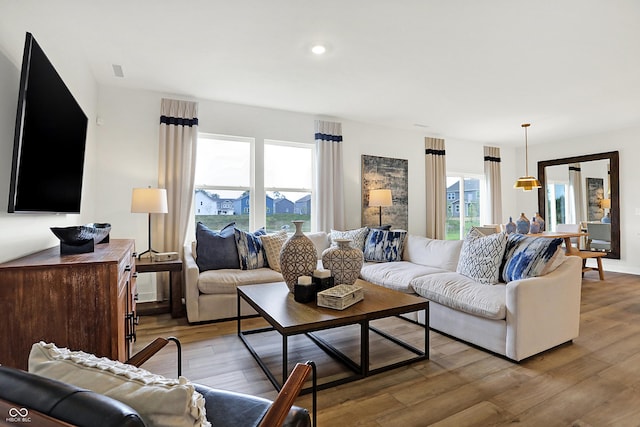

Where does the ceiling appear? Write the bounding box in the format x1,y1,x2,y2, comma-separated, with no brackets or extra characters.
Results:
2,0,640,145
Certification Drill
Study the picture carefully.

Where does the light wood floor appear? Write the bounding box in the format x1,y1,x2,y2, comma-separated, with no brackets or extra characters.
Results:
134,270,640,426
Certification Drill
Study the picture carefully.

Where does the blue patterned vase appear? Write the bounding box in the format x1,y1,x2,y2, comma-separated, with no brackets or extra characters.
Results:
529,216,540,234
504,217,516,234
535,212,545,232
515,213,530,234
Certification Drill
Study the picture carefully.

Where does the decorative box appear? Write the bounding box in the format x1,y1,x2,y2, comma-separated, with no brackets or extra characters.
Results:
317,284,364,310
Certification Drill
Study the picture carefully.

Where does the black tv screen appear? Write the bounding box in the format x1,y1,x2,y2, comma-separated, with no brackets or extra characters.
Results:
7,32,88,214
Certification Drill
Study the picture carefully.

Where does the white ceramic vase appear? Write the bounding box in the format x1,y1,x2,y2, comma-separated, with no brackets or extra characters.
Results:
321,239,364,285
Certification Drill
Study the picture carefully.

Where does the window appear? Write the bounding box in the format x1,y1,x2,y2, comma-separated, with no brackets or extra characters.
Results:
194,134,252,230
445,175,482,240
194,134,314,233
546,182,568,230
264,140,313,232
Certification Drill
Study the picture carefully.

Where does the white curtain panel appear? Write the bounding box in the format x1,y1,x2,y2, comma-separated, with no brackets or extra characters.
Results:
314,120,345,232
483,146,503,224
157,98,198,299
568,163,584,224
425,137,447,239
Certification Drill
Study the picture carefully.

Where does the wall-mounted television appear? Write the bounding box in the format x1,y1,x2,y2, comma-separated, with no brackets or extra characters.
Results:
7,32,88,214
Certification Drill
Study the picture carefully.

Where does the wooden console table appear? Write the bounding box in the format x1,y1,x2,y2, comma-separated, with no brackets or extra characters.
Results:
136,258,184,318
0,240,137,370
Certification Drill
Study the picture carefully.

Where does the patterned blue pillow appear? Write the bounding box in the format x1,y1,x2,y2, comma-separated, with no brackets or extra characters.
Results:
363,230,407,262
195,222,239,271
501,234,564,282
234,227,267,270
456,229,508,284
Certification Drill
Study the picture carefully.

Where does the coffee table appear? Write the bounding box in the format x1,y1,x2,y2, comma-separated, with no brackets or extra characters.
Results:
237,279,429,392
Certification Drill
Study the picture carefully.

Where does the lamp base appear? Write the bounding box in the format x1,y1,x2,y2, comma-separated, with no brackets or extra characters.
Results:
137,248,160,259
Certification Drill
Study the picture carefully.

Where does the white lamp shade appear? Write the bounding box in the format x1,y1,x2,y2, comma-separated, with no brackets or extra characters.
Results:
369,189,392,207
131,188,168,214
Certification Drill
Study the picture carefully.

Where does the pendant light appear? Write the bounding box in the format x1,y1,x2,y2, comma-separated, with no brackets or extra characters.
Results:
514,123,541,191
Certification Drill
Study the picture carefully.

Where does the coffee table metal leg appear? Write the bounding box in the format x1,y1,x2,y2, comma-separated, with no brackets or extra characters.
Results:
362,320,369,376
282,334,288,387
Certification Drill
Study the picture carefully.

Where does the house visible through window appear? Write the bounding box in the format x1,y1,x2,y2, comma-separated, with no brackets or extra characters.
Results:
194,134,313,233
445,175,482,240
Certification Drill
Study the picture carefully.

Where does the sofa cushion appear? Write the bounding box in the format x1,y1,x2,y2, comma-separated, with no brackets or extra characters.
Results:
196,222,239,271
501,234,565,282
363,229,407,262
330,227,370,251
197,268,284,294
402,234,463,271
260,230,289,272
411,272,507,320
234,228,267,270
360,261,447,293
456,229,508,285
306,232,331,259
29,342,210,427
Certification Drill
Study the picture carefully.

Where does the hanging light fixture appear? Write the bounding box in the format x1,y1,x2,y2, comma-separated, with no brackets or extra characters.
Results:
514,123,542,191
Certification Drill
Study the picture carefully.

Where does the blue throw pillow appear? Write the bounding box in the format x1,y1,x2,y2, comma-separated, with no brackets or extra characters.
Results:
363,229,407,262
195,222,239,271
234,227,267,270
501,234,564,282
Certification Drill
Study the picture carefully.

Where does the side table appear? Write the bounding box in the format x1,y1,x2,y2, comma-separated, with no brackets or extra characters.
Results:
136,258,184,318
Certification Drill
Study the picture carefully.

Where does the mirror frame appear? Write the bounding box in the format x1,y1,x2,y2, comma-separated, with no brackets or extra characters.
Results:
537,150,620,259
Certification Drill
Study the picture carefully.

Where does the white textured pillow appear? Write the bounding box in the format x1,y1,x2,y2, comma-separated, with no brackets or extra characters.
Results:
28,342,210,427
306,232,331,259
260,229,289,272
330,227,370,251
456,229,508,285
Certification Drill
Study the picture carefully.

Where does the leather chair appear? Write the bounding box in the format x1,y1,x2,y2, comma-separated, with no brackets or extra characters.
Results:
0,338,314,427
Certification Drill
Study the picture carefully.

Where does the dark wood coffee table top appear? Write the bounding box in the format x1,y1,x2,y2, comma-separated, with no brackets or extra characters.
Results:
237,279,428,334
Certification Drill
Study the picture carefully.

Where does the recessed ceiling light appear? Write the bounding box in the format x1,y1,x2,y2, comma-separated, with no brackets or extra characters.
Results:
311,45,327,55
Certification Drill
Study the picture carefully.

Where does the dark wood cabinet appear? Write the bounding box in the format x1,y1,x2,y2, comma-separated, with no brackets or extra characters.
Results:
0,239,137,370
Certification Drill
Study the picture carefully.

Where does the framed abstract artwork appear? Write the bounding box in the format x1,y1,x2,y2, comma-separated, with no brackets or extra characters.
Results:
361,155,408,230
586,177,604,221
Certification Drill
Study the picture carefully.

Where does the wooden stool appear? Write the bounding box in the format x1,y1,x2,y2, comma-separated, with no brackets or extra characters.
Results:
574,251,607,280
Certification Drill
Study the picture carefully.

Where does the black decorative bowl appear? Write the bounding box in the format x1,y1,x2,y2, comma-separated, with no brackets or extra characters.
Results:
50,223,111,246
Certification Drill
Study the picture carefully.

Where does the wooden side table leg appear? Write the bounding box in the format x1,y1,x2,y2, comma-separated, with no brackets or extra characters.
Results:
596,257,605,281
170,270,184,317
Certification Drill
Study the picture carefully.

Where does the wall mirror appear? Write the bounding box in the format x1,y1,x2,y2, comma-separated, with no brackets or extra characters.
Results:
537,151,619,259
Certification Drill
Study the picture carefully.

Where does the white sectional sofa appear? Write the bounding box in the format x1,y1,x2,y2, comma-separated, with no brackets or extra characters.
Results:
184,230,582,362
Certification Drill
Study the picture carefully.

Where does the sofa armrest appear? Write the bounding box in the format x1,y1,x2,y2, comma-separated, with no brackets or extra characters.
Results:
505,255,582,361
183,243,201,323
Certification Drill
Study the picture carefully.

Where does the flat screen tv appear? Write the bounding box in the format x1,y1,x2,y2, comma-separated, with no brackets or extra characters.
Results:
8,32,88,214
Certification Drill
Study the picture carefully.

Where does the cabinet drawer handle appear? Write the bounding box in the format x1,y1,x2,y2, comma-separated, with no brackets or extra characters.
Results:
132,272,138,278
132,252,137,258
125,265,132,272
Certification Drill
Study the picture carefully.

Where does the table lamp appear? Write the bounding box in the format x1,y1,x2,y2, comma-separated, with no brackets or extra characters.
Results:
369,189,392,227
131,187,168,259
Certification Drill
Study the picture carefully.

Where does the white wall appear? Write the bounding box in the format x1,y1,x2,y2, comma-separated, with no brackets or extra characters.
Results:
0,32,98,263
